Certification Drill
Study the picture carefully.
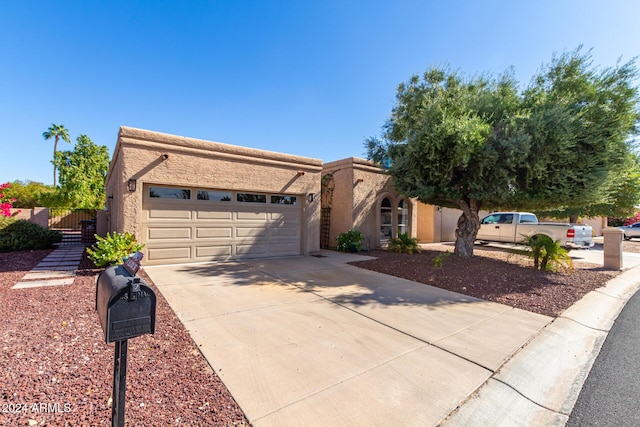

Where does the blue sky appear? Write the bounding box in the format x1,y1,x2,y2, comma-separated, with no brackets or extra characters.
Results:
2,0,639,185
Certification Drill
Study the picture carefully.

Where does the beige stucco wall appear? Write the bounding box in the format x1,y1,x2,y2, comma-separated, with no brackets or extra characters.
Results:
322,157,417,250
8,207,49,228
96,209,108,237
322,159,354,246
416,204,463,243
417,203,436,242
441,207,463,242
104,126,322,256
417,203,493,243
583,217,606,236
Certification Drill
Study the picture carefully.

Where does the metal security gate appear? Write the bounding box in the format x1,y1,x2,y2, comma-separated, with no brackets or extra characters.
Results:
48,208,97,245
320,208,331,249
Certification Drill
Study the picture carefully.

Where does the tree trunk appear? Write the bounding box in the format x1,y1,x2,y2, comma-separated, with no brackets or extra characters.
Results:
569,215,578,224
454,199,481,258
53,136,59,188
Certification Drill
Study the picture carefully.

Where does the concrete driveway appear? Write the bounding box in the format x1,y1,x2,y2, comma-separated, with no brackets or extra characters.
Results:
145,251,550,426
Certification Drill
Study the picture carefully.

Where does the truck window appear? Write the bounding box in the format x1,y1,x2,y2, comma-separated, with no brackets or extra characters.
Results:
482,214,499,224
519,214,537,224
501,214,514,224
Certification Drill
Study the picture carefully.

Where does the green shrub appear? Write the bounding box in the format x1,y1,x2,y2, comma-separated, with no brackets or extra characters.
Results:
0,216,15,230
337,229,363,252
86,232,145,267
432,252,451,267
523,234,573,272
388,232,421,254
0,219,62,252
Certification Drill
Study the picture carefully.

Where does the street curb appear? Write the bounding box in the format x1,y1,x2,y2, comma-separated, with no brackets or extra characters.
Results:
441,264,640,426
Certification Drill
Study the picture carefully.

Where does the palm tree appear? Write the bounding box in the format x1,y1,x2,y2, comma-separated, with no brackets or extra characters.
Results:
42,124,71,187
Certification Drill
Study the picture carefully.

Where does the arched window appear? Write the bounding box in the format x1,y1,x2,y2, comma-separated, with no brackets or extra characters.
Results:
380,198,393,242
397,199,409,236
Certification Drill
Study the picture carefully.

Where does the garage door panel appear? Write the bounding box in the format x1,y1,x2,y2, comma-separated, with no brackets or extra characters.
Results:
236,226,268,238
236,243,268,256
147,227,192,240
148,209,191,220
270,211,300,221
195,245,233,258
147,246,191,261
270,226,299,238
143,187,302,265
269,241,300,256
237,211,268,221
196,227,233,239
196,210,233,220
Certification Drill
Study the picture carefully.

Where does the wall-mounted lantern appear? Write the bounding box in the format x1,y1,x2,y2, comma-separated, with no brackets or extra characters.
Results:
307,193,314,203
127,179,137,192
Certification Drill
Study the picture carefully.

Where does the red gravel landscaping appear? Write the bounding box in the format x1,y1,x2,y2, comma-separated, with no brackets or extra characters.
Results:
2,241,636,425
1,249,249,426
350,244,626,318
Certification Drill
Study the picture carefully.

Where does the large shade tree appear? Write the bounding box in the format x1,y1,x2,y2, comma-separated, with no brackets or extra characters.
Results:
42,123,71,187
53,134,110,209
3,180,56,208
535,152,640,221
367,48,639,257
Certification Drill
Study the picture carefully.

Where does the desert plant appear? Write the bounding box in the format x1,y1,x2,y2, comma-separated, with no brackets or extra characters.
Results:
523,234,573,272
336,229,363,252
432,252,451,267
0,219,62,252
0,182,20,217
86,232,145,267
388,232,421,254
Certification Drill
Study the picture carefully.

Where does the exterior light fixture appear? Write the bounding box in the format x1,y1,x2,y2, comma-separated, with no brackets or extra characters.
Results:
297,171,305,177
127,179,137,192
307,193,314,202
355,178,364,183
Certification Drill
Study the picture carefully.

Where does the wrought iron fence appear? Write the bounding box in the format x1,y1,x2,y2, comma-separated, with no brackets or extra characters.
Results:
48,208,97,245
48,208,96,230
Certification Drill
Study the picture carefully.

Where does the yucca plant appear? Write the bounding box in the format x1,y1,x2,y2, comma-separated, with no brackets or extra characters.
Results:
388,232,421,254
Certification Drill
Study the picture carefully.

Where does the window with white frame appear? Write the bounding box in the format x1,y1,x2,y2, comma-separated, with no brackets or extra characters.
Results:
397,199,409,236
380,198,393,242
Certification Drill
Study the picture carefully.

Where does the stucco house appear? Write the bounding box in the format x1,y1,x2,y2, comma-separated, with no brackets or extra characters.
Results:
104,127,604,266
319,157,473,249
105,127,322,265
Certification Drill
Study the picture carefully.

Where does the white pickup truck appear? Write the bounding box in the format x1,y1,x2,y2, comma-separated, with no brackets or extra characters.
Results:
476,212,594,249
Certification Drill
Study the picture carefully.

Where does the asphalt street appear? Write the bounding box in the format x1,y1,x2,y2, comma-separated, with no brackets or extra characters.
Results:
566,288,640,426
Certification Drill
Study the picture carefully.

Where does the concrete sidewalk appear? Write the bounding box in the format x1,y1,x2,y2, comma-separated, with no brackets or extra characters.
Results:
445,266,640,425
12,245,85,289
145,251,552,426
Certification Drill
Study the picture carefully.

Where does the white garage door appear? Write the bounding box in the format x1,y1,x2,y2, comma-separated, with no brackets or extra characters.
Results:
141,185,302,265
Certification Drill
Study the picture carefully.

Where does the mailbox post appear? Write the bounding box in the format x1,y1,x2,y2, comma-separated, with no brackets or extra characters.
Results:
96,256,156,427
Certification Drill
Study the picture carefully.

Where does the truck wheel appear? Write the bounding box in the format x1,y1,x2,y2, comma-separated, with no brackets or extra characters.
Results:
624,234,631,240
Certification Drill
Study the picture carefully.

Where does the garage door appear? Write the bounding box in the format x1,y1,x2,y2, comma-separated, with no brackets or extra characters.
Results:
142,185,302,265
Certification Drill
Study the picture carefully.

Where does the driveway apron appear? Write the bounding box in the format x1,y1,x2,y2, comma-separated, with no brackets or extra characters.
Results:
144,251,550,426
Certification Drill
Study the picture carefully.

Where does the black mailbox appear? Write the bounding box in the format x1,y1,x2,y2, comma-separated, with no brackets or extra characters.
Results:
96,265,156,344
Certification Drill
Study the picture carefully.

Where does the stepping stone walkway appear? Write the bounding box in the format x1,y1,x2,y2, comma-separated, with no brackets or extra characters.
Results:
12,245,85,289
